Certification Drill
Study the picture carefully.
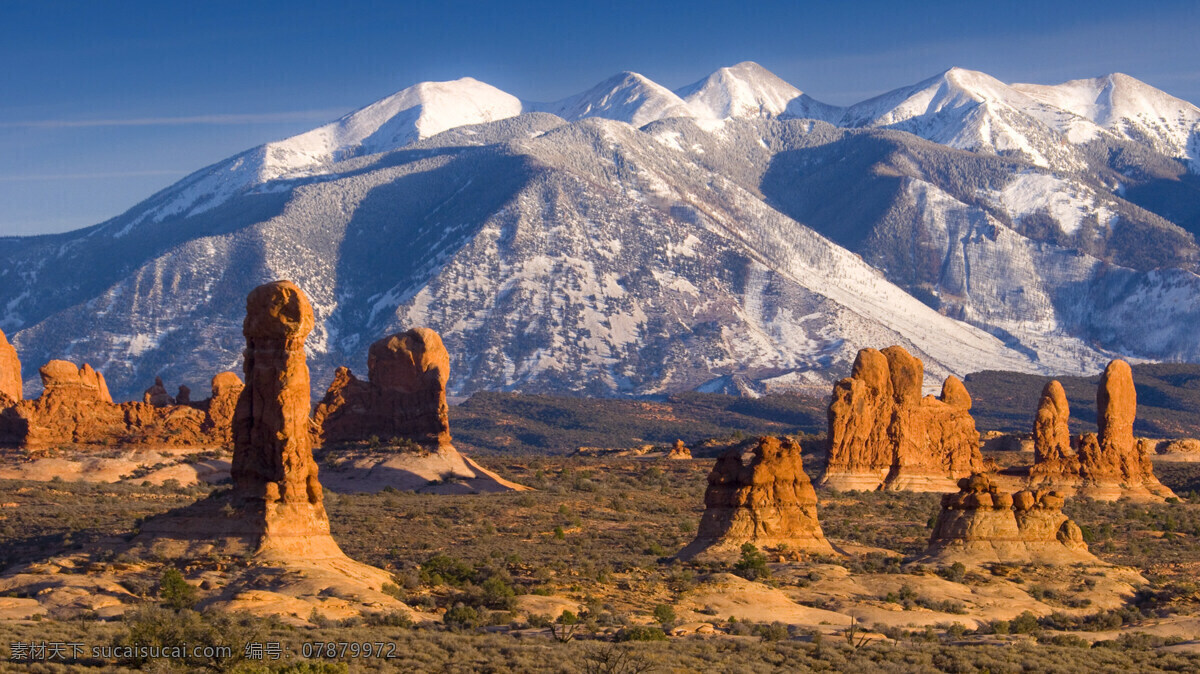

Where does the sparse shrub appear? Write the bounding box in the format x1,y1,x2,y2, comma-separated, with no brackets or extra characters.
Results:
443,603,483,631
158,568,196,610
615,625,667,642
937,562,967,583
652,604,676,625
733,543,770,581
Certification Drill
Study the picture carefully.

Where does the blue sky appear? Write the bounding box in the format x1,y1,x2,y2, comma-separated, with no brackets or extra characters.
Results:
2,0,1198,236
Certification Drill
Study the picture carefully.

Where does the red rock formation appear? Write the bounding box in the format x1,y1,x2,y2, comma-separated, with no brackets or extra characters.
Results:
1029,362,1175,501
0,329,21,403
678,436,833,560
821,346,984,492
666,439,692,460
313,328,452,447
919,473,1097,565
0,357,241,448
142,377,173,407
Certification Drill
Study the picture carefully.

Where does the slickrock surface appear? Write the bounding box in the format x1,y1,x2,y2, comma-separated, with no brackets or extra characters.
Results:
918,474,1099,566
0,329,21,402
666,439,692,459
1029,361,1175,501
312,327,525,494
678,436,834,560
822,346,985,492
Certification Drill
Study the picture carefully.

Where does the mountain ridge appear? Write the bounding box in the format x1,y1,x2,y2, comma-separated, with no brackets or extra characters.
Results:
4,62,1200,403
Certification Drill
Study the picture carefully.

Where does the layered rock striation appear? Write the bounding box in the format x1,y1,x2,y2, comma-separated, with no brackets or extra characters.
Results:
821,346,985,492
678,436,833,560
1029,360,1175,501
918,474,1098,565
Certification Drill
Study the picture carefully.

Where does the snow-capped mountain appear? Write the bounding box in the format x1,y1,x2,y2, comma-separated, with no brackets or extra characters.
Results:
1013,73,1200,168
533,71,693,127
3,62,1200,402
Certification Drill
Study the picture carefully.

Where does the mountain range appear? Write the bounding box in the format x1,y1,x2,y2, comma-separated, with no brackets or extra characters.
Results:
3,61,1199,402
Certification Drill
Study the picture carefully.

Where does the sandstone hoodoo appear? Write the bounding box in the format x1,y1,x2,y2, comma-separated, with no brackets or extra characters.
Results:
666,439,692,459
314,327,451,447
0,328,22,403
1,281,417,624
821,346,985,492
1029,361,1175,501
136,280,342,559
918,473,1099,566
142,377,173,406
312,327,526,494
678,436,834,561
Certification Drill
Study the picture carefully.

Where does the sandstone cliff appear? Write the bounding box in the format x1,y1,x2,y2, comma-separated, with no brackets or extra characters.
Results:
678,436,833,560
821,346,985,492
918,474,1099,566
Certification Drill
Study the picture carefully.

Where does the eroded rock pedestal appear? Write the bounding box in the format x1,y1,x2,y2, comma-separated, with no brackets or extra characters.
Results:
678,436,833,561
918,474,1099,566
821,346,985,492
666,439,692,460
136,281,340,560
1029,361,1175,502
312,327,525,494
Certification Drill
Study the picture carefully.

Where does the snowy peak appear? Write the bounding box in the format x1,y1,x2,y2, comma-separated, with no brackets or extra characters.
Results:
1014,73,1200,163
677,61,801,119
676,61,843,123
840,67,1023,128
259,77,522,181
536,71,694,127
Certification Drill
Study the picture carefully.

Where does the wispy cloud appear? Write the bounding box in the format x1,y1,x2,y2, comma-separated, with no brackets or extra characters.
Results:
0,108,348,129
0,170,186,182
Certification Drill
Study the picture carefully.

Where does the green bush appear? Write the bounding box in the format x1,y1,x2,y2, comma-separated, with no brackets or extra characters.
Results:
158,568,196,611
443,604,483,631
733,543,770,581
615,625,668,642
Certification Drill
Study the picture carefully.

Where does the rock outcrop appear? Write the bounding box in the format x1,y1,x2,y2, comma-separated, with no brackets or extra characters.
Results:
136,282,345,559
0,360,241,448
918,474,1099,566
666,439,692,460
143,377,173,406
821,346,985,492
314,328,451,447
0,329,21,403
678,436,834,560
311,327,525,494
1,281,418,624
1029,361,1175,501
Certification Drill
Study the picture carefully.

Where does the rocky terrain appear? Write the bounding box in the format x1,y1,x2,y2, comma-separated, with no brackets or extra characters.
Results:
822,346,985,491
0,339,241,449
